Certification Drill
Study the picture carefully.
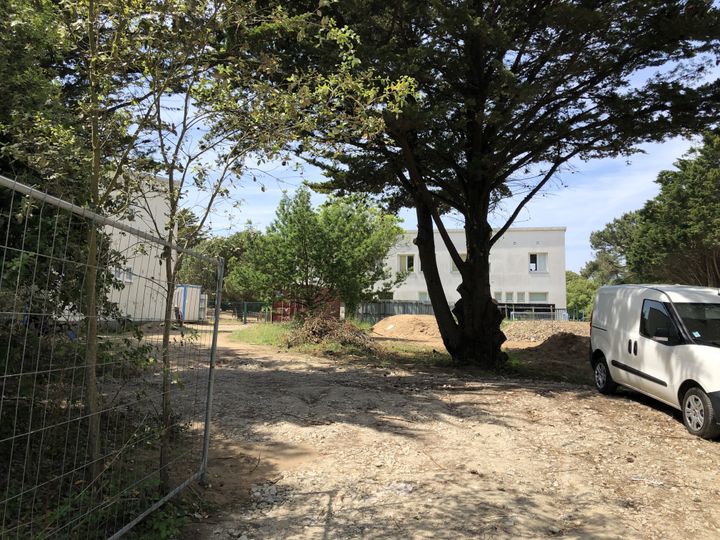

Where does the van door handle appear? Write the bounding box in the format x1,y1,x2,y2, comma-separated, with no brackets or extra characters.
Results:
633,341,638,356
628,340,632,354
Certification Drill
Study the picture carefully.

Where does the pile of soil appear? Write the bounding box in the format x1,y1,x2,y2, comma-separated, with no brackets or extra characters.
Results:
371,315,441,342
371,315,590,345
503,321,590,342
288,316,377,351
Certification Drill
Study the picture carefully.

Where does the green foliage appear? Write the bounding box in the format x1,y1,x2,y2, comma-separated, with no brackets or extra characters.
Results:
565,271,599,318
585,134,720,287
227,187,404,312
177,228,262,302
581,212,641,285
230,322,295,347
133,503,187,540
252,0,720,366
0,0,79,189
98,332,156,376
628,133,720,286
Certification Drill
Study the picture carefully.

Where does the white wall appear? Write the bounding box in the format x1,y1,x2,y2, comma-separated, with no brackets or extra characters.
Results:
384,227,567,309
106,179,173,321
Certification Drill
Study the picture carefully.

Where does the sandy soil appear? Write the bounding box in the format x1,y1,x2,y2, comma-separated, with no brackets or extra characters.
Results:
183,329,720,539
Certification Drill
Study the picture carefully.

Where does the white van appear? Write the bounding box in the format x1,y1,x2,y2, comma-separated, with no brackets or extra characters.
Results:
590,285,720,439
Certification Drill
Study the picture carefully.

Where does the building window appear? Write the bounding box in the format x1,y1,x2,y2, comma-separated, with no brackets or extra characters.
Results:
451,253,467,272
504,292,514,303
528,292,548,303
418,291,429,301
114,267,133,283
494,291,502,301
529,253,548,273
399,254,415,273
516,292,526,303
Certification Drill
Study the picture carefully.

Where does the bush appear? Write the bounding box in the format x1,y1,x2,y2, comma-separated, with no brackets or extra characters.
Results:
286,316,377,353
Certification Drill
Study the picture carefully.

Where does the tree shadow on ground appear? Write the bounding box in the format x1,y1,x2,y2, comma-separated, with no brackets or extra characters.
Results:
207,342,615,445
203,468,623,539
183,340,719,538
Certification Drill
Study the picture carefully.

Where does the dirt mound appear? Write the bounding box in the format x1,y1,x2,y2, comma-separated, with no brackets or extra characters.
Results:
371,315,441,342
532,331,590,358
503,321,589,342
371,316,589,345
288,316,376,351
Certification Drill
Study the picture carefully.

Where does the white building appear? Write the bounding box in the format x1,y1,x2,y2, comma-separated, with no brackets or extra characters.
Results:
384,227,567,310
106,178,207,322
106,179,172,322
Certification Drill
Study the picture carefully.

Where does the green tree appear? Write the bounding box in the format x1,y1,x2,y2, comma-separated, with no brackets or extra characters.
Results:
229,187,403,312
0,0,165,485
178,228,262,302
257,0,720,368
566,271,599,319
581,212,641,285
628,133,720,286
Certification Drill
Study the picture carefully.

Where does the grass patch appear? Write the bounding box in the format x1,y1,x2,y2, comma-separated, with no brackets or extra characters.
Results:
349,318,374,332
229,323,294,346
228,320,454,368
229,320,591,385
373,340,454,368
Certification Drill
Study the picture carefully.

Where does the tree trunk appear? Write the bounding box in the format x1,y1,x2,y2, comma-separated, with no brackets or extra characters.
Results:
414,202,507,369
452,220,508,368
414,200,462,353
84,0,102,484
83,226,102,483
159,247,175,492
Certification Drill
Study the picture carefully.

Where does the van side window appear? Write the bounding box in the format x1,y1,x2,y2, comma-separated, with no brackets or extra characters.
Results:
640,300,679,343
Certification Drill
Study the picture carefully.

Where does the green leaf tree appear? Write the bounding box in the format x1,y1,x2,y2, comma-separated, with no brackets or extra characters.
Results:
581,212,641,285
178,227,262,302
628,133,720,286
566,270,599,319
256,0,720,368
228,187,403,312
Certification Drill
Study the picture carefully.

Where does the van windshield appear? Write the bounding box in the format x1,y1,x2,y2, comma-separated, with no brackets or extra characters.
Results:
673,303,720,345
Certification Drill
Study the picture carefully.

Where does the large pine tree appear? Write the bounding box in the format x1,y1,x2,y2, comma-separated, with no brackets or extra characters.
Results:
252,0,720,367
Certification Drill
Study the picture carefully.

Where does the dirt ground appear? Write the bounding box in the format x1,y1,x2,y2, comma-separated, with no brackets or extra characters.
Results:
183,323,720,539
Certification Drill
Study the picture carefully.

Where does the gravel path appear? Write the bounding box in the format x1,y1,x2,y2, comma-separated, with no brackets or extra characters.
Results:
184,333,720,539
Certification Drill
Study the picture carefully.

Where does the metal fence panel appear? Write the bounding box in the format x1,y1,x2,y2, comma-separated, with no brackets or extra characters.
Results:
354,300,437,324
0,176,221,538
356,301,575,324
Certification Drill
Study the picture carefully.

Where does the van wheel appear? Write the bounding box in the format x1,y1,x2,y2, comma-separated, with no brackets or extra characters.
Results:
682,387,720,439
594,357,617,394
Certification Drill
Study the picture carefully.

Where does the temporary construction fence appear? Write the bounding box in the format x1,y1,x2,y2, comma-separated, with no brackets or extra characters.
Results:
354,300,436,324
0,175,223,538
497,303,570,321
356,300,572,324
229,302,271,323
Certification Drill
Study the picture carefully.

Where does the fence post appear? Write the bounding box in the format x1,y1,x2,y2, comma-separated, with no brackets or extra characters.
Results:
201,257,224,485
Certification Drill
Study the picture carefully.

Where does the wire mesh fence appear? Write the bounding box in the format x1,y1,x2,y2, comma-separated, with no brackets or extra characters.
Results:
228,302,271,323
0,176,222,538
354,300,437,324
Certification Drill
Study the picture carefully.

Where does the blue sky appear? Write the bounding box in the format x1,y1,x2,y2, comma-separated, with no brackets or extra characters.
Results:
181,54,719,275
196,134,699,273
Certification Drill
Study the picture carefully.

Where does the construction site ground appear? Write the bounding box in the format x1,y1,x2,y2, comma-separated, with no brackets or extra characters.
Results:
183,318,720,539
